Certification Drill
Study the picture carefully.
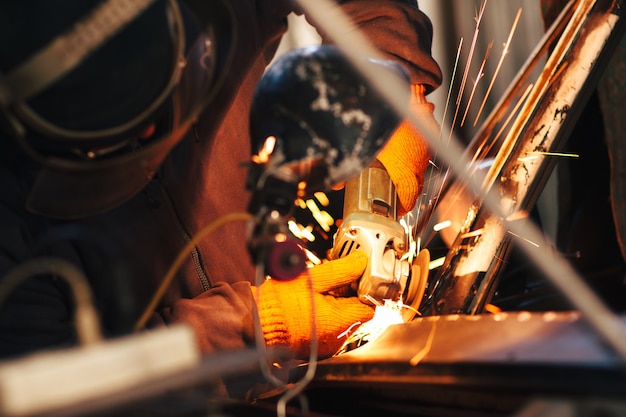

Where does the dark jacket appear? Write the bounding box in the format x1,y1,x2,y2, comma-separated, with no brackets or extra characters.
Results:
0,0,440,363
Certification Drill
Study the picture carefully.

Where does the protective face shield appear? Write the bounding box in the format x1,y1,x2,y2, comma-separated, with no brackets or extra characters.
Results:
0,0,234,219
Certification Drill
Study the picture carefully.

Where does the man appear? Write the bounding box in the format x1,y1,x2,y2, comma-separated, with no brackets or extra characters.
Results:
0,0,441,396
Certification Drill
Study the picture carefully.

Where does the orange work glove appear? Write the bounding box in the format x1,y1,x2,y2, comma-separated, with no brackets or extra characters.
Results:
253,251,374,359
377,84,438,217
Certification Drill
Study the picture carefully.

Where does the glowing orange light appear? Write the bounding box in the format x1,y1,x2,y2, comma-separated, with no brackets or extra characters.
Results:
429,257,445,270
314,191,330,206
433,220,452,232
460,228,484,239
306,199,334,232
518,151,580,162
485,304,502,314
251,136,277,164
295,198,307,209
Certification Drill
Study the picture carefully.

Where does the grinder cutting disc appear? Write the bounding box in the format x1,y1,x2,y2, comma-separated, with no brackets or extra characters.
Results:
402,248,430,322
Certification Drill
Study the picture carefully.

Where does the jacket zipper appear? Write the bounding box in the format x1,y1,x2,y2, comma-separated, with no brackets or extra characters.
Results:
157,180,213,292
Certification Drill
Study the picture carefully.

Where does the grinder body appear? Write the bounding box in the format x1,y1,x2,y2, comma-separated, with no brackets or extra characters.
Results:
331,162,410,304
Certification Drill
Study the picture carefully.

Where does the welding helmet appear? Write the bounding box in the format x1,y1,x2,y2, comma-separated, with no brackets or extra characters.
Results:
0,0,234,219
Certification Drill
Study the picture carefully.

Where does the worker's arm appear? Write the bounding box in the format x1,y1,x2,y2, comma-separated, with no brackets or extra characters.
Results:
315,0,442,91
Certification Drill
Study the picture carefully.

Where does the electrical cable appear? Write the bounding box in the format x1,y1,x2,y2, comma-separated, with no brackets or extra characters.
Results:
100,188,326,416
132,207,320,412
0,257,102,346
252,254,319,417
134,211,253,331
275,267,318,417
253,265,289,390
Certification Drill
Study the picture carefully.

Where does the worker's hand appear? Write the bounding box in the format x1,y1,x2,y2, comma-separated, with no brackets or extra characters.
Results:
377,84,438,216
253,251,374,359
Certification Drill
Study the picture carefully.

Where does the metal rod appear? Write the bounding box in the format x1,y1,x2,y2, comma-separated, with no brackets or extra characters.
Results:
420,0,626,356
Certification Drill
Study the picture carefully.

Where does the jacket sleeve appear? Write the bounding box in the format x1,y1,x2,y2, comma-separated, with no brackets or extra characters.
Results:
315,0,443,92
147,282,257,354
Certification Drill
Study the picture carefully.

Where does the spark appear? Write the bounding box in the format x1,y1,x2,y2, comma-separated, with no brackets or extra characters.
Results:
442,37,464,143
314,191,330,206
401,237,418,263
400,218,419,261
474,8,523,126
429,256,445,270
460,228,485,239
334,300,406,356
505,210,529,222
400,217,410,235
518,151,580,162
288,220,315,241
337,321,362,339
305,199,334,232
304,248,322,265
461,40,493,127
448,0,488,146
274,233,288,243
457,0,488,106
485,304,502,314
507,230,540,247
251,135,276,164
433,220,452,232
416,155,447,245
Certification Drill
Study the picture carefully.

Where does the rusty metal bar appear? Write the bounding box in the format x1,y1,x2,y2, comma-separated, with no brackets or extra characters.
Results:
421,0,626,316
